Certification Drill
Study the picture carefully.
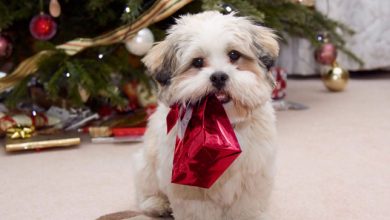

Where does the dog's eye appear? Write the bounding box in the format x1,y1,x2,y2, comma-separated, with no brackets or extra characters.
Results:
228,50,241,62
192,58,204,68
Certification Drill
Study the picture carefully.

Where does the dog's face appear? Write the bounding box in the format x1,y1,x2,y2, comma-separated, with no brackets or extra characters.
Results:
143,11,279,122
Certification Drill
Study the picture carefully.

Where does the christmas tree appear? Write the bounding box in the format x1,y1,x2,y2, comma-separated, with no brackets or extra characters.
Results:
0,0,362,110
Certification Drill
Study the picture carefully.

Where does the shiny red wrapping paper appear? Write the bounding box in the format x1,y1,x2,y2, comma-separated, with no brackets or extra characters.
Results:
167,95,241,188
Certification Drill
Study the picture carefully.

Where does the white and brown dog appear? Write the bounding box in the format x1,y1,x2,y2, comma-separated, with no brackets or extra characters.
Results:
134,11,279,220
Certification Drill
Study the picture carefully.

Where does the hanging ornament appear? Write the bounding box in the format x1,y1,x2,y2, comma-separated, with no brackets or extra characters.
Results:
0,34,13,58
314,42,337,65
125,28,154,56
29,13,58,41
321,62,349,92
49,0,61,17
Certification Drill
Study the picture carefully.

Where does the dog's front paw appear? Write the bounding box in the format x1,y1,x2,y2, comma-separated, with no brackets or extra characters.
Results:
140,196,172,218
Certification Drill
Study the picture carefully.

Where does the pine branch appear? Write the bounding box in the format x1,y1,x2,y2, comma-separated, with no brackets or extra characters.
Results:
202,0,265,22
0,1,36,30
121,0,143,23
46,65,67,100
1,0,364,110
4,76,32,108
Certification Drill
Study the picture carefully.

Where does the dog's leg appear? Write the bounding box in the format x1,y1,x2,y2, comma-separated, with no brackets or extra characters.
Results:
134,106,174,217
169,199,223,220
226,203,270,220
224,176,273,220
139,194,171,217
134,149,172,217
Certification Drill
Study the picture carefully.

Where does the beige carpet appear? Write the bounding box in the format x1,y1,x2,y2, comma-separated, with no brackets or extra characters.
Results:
1,73,389,220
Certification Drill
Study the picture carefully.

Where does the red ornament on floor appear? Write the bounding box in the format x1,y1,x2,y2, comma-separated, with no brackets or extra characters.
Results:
271,67,287,100
29,13,57,40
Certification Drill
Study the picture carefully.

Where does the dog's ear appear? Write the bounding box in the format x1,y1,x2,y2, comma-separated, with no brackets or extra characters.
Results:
249,25,279,70
142,39,177,86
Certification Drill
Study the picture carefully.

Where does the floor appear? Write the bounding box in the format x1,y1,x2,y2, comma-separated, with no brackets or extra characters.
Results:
1,74,389,220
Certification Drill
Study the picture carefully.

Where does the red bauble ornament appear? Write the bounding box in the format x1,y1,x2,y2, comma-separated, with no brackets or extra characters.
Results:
0,35,13,58
271,67,287,100
314,43,338,65
29,13,57,40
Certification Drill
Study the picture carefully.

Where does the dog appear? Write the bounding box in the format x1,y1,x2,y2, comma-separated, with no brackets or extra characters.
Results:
134,11,279,220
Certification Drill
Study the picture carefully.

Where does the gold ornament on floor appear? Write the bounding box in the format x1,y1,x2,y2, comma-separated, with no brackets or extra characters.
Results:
321,62,349,92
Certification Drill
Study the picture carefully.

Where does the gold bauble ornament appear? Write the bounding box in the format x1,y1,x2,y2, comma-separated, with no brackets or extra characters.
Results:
321,62,349,92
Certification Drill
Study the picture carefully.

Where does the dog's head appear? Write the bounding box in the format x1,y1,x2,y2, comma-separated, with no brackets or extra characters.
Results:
143,11,279,122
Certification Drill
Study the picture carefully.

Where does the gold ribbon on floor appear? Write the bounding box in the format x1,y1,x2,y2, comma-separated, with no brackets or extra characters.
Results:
0,0,193,92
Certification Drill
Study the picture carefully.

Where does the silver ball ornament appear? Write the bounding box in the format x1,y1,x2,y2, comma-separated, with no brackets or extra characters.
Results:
125,28,154,56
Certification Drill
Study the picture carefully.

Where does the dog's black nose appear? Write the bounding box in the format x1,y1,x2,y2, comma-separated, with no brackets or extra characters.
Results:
210,72,229,89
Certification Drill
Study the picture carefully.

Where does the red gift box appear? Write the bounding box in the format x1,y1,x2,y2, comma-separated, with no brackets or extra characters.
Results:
111,127,146,137
167,95,241,188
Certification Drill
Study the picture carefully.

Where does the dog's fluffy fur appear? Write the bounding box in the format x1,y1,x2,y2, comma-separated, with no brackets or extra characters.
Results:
134,11,279,220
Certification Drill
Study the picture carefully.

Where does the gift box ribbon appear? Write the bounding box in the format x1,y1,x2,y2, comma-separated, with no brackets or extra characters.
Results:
7,126,35,139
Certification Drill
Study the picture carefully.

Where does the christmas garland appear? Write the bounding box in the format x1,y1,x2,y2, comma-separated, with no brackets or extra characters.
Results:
0,0,193,92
